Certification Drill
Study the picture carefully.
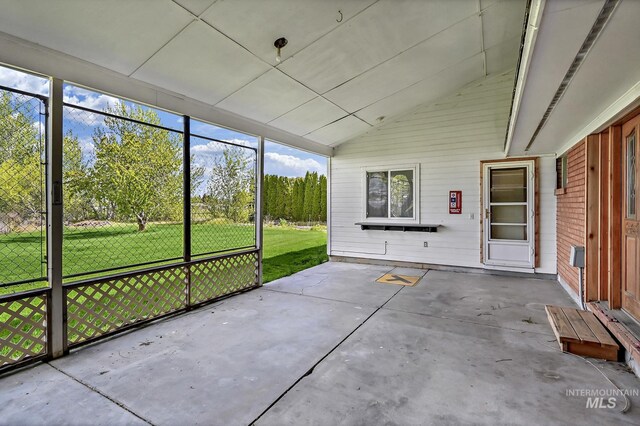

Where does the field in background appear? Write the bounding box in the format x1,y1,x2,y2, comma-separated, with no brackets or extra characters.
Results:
0,224,327,295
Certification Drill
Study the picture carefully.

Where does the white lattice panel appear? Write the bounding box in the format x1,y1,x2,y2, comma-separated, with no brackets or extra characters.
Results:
190,252,258,304
66,266,187,345
0,294,47,366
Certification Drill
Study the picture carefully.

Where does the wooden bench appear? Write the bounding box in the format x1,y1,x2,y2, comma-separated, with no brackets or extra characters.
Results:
545,305,619,361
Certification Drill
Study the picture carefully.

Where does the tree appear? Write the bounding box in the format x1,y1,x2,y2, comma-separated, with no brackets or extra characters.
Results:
319,174,327,222
205,145,254,223
0,91,43,231
91,102,182,231
302,172,318,222
264,174,276,220
63,131,93,222
241,172,327,223
275,176,287,219
292,178,304,221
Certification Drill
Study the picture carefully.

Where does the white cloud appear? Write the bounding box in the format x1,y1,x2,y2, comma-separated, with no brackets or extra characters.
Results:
78,137,95,156
58,86,122,130
265,152,326,177
63,86,119,111
230,138,258,149
191,141,226,155
191,138,253,155
31,120,45,135
0,66,49,96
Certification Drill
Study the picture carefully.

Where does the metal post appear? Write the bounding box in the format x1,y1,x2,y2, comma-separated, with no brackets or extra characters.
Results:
326,156,332,257
47,78,64,357
256,136,265,286
579,266,585,310
183,116,191,306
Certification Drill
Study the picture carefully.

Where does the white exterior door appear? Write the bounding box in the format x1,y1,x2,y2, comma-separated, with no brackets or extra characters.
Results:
483,161,535,270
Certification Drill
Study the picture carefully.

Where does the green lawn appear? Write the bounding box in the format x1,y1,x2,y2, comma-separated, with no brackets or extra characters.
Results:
0,223,327,295
262,226,328,282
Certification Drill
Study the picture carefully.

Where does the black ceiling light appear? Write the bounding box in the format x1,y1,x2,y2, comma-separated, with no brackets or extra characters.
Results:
274,37,288,63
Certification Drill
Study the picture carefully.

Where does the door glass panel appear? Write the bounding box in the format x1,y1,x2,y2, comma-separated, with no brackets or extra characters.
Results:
366,171,388,218
491,225,527,240
491,205,527,224
627,131,636,218
490,168,527,202
390,170,413,218
489,166,528,241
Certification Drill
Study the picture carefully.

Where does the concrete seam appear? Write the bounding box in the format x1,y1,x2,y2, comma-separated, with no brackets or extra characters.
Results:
249,285,405,425
46,363,154,426
260,285,392,308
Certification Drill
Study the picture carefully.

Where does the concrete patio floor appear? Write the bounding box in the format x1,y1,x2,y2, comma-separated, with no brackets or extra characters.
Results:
1,262,639,425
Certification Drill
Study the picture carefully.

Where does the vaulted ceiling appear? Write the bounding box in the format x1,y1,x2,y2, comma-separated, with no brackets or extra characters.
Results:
0,0,526,150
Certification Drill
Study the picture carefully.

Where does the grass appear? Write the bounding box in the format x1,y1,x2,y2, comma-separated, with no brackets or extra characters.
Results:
261,224,329,282
263,245,328,283
0,223,327,295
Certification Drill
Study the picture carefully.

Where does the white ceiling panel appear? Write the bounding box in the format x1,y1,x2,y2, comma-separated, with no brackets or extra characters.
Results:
480,0,500,9
325,16,482,113
172,0,217,16
216,69,316,123
485,35,520,75
0,0,193,75
200,0,376,66
481,0,527,50
306,115,371,146
132,21,270,105
355,54,485,125
279,0,478,94
269,97,347,136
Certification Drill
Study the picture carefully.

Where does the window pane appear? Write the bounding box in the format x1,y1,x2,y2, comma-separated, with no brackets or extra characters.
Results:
491,225,527,240
491,205,527,224
366,171,388,218
390,170,413,218
490,167,527,203
62,102,184,279
0,87,47,286
555,158,562,189
627,131,636,218
190,135,257,257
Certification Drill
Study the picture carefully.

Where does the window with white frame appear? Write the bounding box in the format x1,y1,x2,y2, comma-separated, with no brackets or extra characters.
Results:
364,166,418,220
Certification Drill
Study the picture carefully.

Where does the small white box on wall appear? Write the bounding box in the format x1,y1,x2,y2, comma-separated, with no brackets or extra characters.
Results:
569,246,585,268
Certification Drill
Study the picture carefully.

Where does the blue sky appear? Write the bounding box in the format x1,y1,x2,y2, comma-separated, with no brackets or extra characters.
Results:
0,65,327,180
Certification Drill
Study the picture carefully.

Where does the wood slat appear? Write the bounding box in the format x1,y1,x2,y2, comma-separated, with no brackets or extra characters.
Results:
565,342,617,361
599,131,609,301
579,309,618,348
562,307,597,342
608,125,623,309
585,135,600,302
545,305,579,343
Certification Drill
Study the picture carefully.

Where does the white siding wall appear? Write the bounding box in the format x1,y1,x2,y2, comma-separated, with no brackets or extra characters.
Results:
329,70,557,274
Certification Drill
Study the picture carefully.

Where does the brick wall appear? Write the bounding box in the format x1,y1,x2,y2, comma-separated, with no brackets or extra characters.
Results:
556,141,586,294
